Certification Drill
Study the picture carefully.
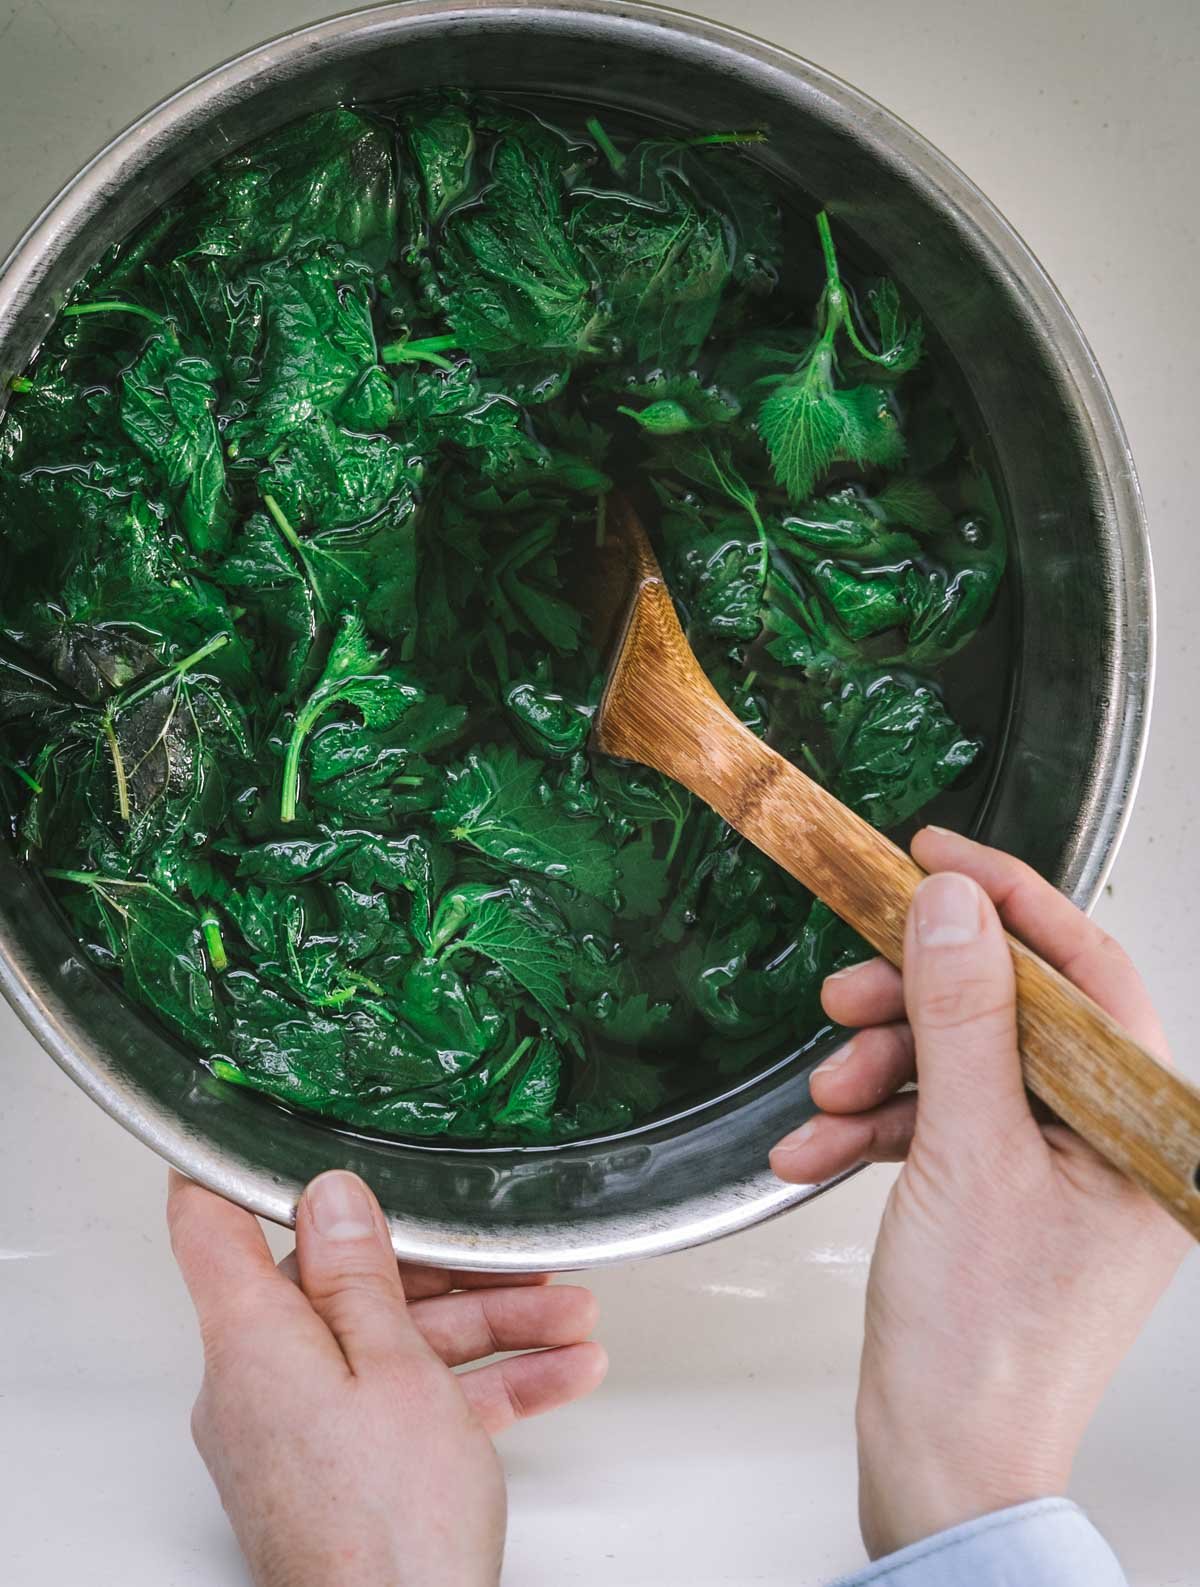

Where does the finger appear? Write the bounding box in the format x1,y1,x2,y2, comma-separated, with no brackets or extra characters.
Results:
408,1285,598,1368
809,1024,915,1115
398,1267,553,1301
277,1248,553,1299
458,1341,609,1435
770,1095,917,1183
821,958,905,1028
912,827,1168,1055
295,1171,426,1375
904,871,1034,1147
168,1171,317,1349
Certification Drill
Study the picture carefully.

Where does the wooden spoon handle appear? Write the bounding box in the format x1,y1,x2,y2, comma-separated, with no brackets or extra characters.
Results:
612,650,1200,1239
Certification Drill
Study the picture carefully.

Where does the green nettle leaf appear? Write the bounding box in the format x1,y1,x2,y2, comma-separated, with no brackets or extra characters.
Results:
119,334,233,555
403,101,477,226
45,874,220,1047
774,486,923,564
618,399,704,435
582,989,674,1047
224,253,393,461
754,212,918,502
829,677,980,829
432,881,571,1016
0,93,1003,1147
566,1046,669,1135
181,108,397,266
261,488,419,643
570,156,731,364
492,1038,562,1128
605,368,740,432
434,746,617,899
594,762,691,866
862,279,924,373
146,255,264,385
757,357,904,502
658,496,766,642
215,511,318,692
439,134,600,368
262,414,421,532
234,829,451,949
505,680,592,757
280,613,426,822
784,550,909,642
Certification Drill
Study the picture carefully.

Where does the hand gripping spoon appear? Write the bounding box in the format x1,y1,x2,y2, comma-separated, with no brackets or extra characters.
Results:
588,493,1200,1240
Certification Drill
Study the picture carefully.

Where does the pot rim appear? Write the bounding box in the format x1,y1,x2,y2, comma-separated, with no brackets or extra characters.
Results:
0,0,1153,1267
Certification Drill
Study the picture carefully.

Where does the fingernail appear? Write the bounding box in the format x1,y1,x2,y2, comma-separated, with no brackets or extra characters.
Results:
914,872,981,947
775,1118,818,1155
812,1040,855,1077
307,1171,376,1241
921,824,956,837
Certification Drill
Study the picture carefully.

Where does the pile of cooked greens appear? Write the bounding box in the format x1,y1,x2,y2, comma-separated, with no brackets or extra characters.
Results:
0,94,1006,1142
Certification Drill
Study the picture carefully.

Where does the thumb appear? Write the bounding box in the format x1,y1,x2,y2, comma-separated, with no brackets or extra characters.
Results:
904,871,1032,1146
295,1170,427,1374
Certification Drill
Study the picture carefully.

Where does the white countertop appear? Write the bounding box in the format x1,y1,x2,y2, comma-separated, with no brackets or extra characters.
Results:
2,3,1198,1582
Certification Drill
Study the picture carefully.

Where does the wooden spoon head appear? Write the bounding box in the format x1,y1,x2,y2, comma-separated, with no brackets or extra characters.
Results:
581,493,660,652
589,494,721,768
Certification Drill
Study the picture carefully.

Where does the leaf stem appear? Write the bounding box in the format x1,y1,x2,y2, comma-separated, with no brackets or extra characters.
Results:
263,492,304,553
815,211,841,292
815,210,888,365
586,116,626,175
841,311,891,367
687,130,768,147
115,632,231,713
102,708,131,822
44,868,154,919
264,493,329,619
665,815,685,868
488,1034,536,1094
0,758,42,793
740,489,770,592
45,868,156,890
280,712,313,824
201,910,228,972
63,299,168,327
800,742,829,783
380,334,461,372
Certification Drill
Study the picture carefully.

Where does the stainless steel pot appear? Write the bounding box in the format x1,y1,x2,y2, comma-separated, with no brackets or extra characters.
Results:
0,0,1152,1269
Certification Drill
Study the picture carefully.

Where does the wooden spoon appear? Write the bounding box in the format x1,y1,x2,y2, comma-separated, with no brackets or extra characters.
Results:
590,494,1200,1241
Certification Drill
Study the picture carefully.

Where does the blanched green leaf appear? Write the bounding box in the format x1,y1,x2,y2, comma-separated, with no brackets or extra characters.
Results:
434,745,617,899
757,354,905,503
493,1039,561,1127
434,881,571,1015
403,100,476,225
281,613,426,821
830,677,980,828
119,334,232,554
440,134,599,368
571,165,731,364
181,109,397,266
225,253,392,461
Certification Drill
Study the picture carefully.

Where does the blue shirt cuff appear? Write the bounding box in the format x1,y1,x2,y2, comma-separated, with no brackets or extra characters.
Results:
829,1499,1129,1587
